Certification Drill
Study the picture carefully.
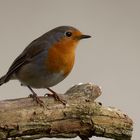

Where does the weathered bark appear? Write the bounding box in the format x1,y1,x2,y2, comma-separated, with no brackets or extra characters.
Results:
0,83,133,140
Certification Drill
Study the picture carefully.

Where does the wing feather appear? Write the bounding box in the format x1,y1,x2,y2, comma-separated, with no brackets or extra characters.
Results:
3,40,48,83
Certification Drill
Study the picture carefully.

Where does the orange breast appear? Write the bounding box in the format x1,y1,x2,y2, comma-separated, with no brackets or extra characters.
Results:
45,39,77,76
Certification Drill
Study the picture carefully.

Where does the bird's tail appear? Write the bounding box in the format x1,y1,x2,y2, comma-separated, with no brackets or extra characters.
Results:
0,75,7,86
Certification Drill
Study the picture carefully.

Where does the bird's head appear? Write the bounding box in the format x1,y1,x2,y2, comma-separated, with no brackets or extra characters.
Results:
48,26,91,52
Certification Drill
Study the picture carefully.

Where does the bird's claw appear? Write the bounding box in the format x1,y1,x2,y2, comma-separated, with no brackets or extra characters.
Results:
29,93,45,107
44,93,66,105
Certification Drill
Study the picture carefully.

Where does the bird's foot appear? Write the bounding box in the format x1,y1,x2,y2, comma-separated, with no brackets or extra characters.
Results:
27,86,44,107
45,88,66,105
45,93,66,105
29,93,44,107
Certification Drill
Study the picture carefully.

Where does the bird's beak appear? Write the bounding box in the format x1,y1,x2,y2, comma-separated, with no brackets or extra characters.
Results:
79,34,91,40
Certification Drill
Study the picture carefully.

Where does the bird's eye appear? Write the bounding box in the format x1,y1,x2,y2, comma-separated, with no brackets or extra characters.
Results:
65,31,72,37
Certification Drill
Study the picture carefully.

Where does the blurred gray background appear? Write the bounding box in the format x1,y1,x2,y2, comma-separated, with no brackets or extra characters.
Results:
0,0,139,140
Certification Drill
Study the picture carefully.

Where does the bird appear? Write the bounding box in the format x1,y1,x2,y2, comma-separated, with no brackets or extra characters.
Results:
0,26,91,106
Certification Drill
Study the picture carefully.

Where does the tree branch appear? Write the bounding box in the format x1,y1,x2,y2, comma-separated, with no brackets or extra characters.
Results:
0,83,133,140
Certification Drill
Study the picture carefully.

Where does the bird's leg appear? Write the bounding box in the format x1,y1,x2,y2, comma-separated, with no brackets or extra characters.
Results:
27,86,44,107
45,88,66,105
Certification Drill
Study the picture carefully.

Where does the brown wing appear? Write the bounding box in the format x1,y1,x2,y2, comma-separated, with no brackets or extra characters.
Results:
3,40,47,83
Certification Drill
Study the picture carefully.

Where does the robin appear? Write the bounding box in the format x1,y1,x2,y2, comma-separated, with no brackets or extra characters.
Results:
0,26,91,106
